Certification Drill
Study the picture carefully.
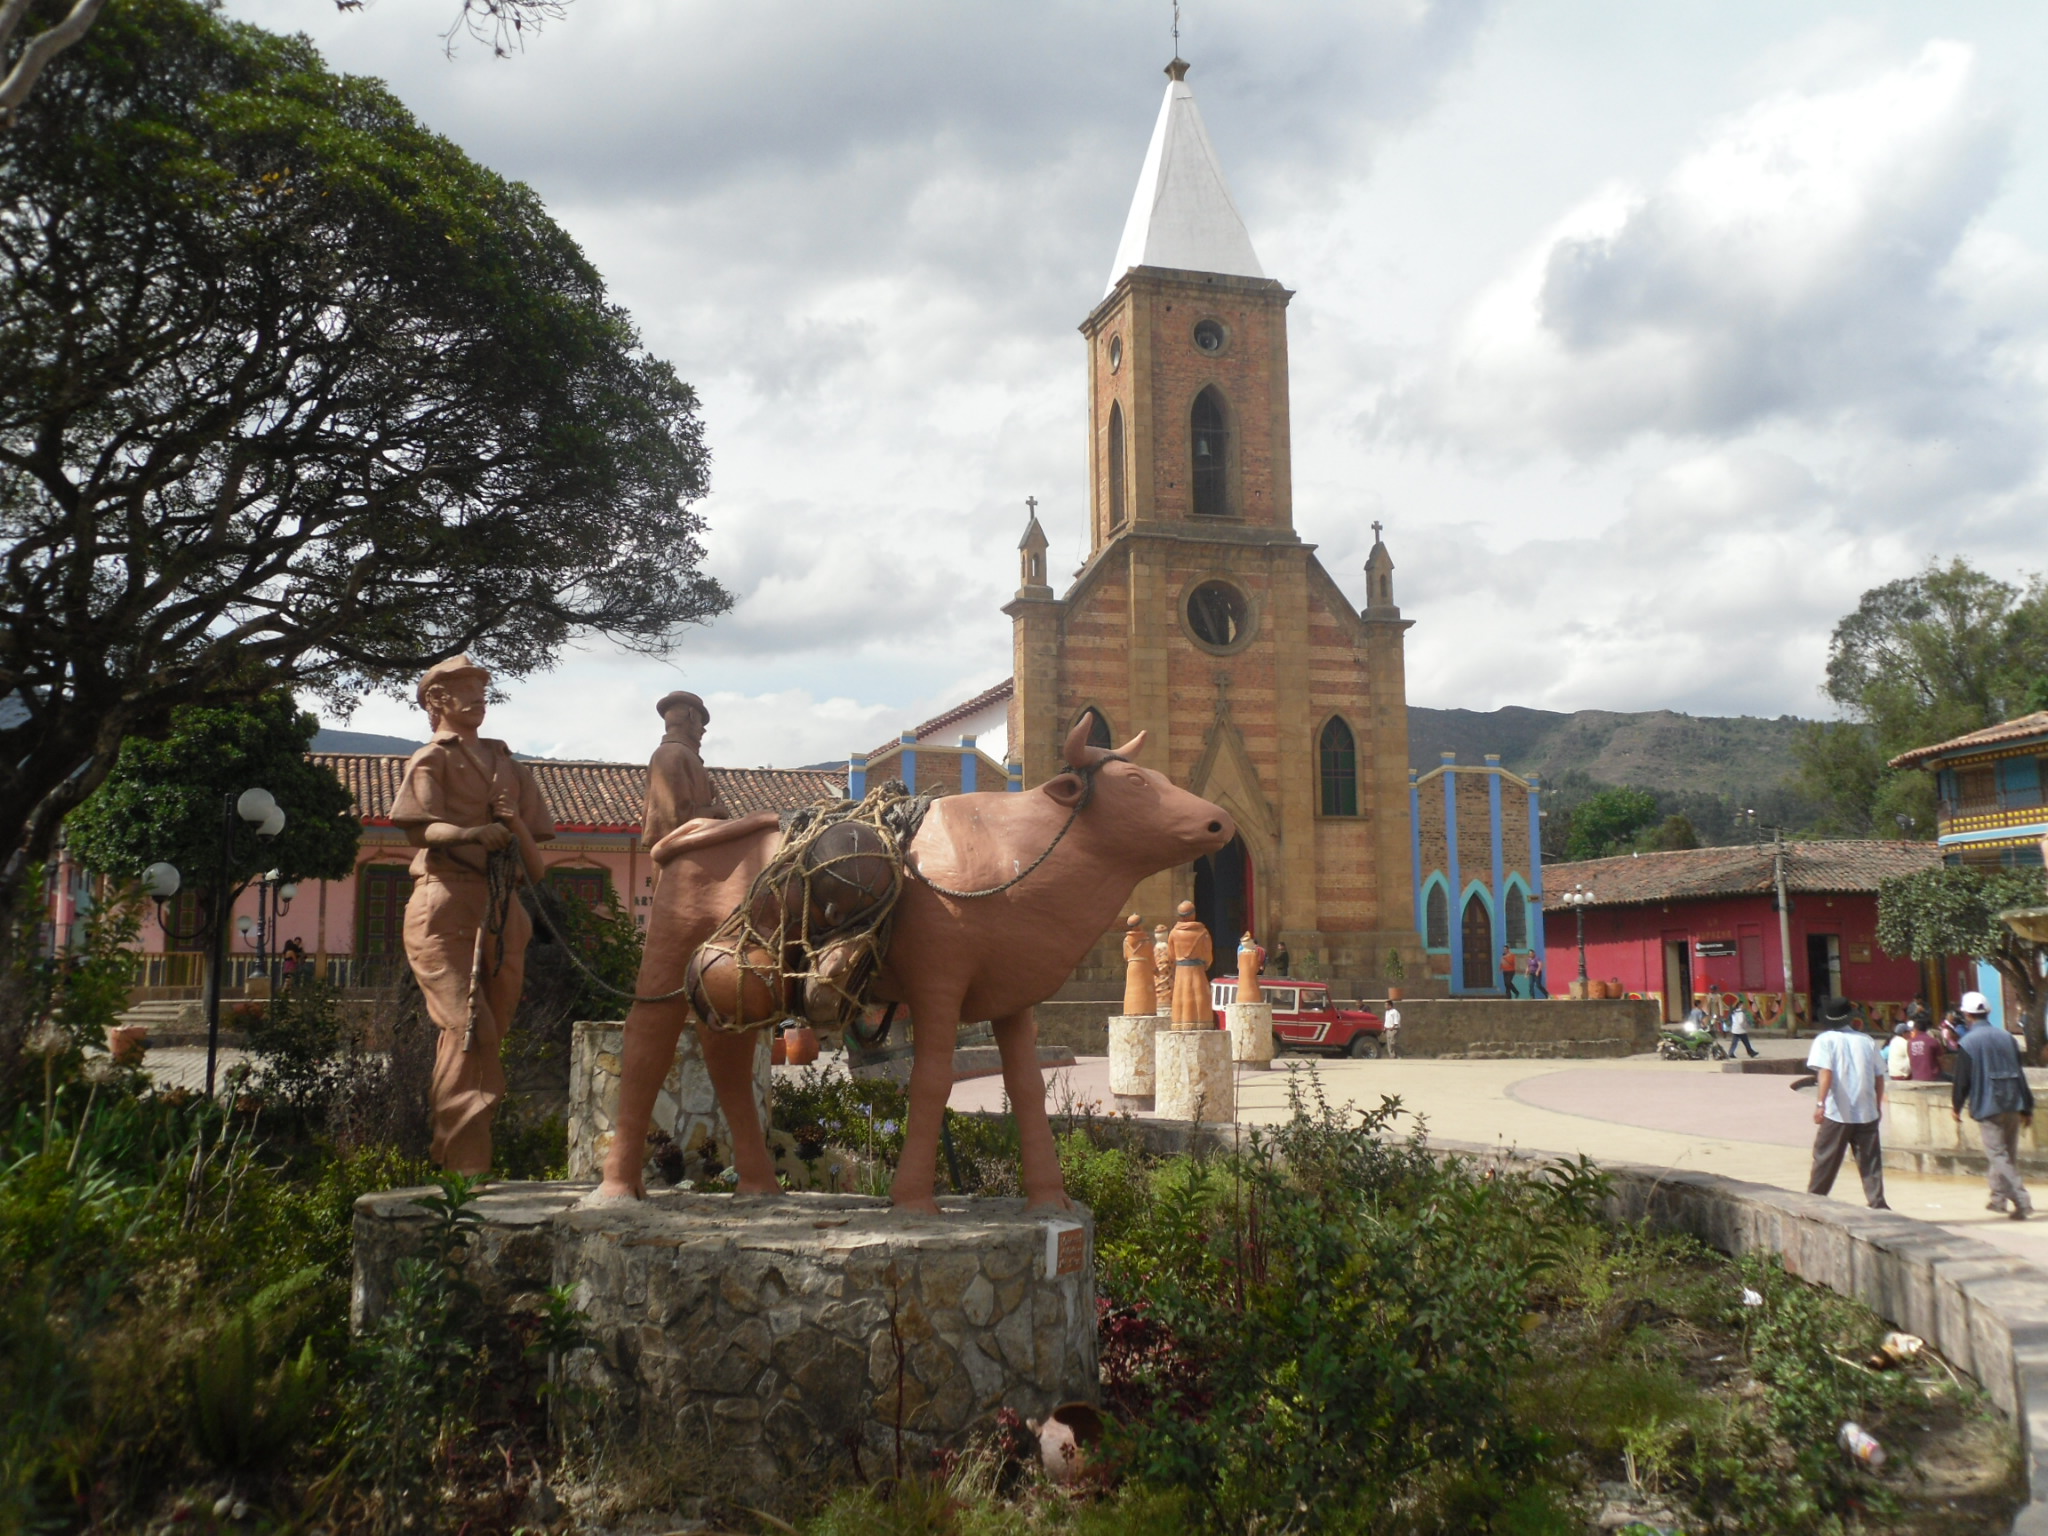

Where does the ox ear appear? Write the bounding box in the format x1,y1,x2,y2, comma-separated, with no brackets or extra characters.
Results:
1113,730,1148,761
1042,771,1088,808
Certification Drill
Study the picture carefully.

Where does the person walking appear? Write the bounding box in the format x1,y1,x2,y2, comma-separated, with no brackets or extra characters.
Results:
1725,999,1759,1058
1273,940,1291,978
1950,992,2035,1220
1806,995,1889,1209
1381,1001,1401,1059
1500,946,1520,998
1528,952,1548,998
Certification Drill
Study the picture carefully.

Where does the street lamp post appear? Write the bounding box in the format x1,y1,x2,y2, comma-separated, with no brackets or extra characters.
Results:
1558,884,1596,997
140,787,287,1098
238,870,297,988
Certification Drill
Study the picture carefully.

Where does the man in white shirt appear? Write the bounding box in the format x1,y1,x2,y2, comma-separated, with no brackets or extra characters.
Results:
1726,1001,1759,1059
1805,996,1888,1209
1382,1003,1402,1059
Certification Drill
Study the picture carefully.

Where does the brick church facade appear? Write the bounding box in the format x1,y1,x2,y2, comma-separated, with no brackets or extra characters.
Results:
1005,59,1416,986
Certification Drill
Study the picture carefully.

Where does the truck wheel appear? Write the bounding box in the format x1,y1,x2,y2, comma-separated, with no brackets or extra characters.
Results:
1347,1035,1382,1059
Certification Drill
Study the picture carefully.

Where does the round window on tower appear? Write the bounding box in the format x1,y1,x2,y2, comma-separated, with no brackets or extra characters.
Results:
1183,578,1254,653
1192,318,1226,355
1107,335,1123,373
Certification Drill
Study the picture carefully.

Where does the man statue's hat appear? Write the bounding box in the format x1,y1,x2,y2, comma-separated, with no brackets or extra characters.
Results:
656,690,709,723
416,653,490,707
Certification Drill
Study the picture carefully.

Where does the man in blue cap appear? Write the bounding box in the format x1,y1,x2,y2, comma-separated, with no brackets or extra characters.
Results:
1950,991,2035,1220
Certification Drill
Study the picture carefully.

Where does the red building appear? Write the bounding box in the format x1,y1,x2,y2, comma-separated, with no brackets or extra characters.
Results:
1542,841,1940,1027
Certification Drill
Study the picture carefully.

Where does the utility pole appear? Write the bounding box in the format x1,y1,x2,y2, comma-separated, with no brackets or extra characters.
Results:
1772,828,1796,1025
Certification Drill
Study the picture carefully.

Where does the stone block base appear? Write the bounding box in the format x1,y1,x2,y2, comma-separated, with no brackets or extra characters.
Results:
352,1185,1097,1500
1225,1002,1274,1068
568,1020,770,1182
1107,1014,1159,1106
1156,1028,1234,1122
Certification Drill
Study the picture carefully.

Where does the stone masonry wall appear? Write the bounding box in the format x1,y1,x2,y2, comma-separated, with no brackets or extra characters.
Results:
1383,997,1660,1058
567,1020,769,1182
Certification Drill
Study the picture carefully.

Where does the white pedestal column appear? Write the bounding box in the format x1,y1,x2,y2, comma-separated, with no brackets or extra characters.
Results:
1107,1014,1161,1108
1155,1028,1235,1123
1225,1002,1274,1068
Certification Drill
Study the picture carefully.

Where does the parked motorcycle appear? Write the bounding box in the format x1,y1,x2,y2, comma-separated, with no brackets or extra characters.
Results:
1658,1028,1727,1062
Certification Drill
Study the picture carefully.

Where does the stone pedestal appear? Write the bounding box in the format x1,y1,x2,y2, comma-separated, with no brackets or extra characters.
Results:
1155,1028,1235,1122
1107,1014,1160,1109
568,1020,771,1181
1225,1002,1274,1068
351,1184,1097,1498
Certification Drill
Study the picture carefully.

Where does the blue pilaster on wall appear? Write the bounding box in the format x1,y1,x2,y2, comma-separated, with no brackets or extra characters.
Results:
959,735,978,793
1528,775,1547,981
848,753,867,800
1408,768,1423,951
899,731,917,795
1006,760,1023,793
1442,752,1463,994
1486,754,1505,993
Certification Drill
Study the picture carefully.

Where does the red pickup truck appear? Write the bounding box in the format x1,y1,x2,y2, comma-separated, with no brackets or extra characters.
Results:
1211,980,1386,1058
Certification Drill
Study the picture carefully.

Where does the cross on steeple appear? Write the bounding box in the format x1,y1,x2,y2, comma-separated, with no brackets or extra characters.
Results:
1026,496,1038,518
1371,519,1384,542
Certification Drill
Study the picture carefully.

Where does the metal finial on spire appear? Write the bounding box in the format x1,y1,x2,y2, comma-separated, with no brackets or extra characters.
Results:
1172,0,1179,55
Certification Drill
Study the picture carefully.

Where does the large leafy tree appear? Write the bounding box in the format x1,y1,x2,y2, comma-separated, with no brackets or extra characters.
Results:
1877,865,2048,1056
63,691,359,895
2,0,569,124
0,0,727,940
1797,560,2048,834
1562,786,1659,860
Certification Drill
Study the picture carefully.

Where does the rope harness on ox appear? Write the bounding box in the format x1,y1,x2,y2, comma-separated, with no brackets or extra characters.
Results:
473,756,1124,1045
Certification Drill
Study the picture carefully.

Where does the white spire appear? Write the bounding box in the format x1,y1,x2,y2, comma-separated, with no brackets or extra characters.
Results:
1105,59,1264,296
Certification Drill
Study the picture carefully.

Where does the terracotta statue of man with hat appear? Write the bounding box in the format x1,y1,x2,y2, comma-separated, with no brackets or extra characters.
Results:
642,690,730,853
388,655,555,1174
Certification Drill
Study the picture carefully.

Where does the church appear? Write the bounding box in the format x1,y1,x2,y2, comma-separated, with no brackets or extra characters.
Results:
1003,58,1417,989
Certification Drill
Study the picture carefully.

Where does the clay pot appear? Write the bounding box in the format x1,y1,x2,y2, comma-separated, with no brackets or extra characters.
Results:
1386,986,1404,1003
1034,1402,1105,1485
770,1031,787,1067
106,1024,147,1065
783,1023,819,1067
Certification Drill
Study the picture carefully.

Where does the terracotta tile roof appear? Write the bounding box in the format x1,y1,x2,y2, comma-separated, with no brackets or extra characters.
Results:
1542,839,1942,910
309,753,843,832
1889,711,2048,770
865,678,1013,760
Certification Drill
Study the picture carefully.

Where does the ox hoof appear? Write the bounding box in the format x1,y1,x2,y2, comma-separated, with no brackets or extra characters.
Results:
580,1180,644,1208
891,1195,946,1216
1025,1193,1077,1215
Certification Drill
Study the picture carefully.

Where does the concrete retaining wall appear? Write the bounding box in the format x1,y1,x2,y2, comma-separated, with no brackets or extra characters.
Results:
1884,1076,2048,1179
1384,997,1661,1058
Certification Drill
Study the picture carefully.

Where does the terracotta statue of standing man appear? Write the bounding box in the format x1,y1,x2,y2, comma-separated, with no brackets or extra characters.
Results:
1169,901,1214,1028
1121,914,1154,1017
1237,931,1263,1005
1152,922,1172,1017
641,690,731,852
389,656,555,1175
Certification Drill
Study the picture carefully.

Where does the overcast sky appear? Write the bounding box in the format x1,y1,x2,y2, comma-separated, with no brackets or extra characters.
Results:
228,0,2048,768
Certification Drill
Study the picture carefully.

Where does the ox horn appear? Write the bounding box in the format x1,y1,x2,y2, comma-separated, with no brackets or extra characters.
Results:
1060,720,1149,769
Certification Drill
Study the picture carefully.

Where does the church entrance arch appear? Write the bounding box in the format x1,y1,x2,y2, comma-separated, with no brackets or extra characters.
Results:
1194,833,1253,977
1461,891,1494,992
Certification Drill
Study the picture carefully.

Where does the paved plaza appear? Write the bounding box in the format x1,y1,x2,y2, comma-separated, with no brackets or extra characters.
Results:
951,1041,2048,1270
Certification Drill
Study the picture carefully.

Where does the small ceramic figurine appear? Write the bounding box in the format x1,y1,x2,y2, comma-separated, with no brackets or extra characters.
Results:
1152,923,1172,1017
1236,931,1263,1005
1168,901,1214,1029
389,655,556,1174
1121,914,1154,1016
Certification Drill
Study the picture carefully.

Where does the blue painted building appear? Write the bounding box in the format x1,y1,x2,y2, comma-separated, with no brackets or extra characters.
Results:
1409,752,1547,996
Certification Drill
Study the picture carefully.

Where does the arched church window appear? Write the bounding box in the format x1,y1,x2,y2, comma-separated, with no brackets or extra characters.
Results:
1424,881,1449,950
1076,707,1113,750
1191,387,1228,517
1107,402,1126,527
1318,718,1358,816
1503,881,1529,949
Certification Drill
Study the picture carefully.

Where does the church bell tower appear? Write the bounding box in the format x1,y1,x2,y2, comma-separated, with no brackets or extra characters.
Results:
1007,58,1416,990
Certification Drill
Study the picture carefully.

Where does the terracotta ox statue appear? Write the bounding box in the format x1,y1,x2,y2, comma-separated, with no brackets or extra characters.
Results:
595,719,1235,1212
